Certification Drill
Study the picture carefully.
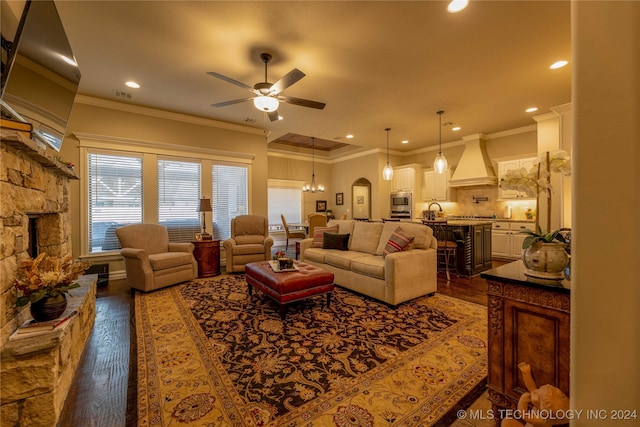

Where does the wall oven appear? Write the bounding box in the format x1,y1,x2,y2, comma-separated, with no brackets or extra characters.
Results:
390,192,412,219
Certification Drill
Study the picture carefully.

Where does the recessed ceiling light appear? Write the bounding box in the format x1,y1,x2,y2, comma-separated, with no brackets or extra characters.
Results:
125,81,140,89
550,60,568,69
447,0,468,13
452,126,461,131
401,140,409,144
346,134,354,139
526,107,538,113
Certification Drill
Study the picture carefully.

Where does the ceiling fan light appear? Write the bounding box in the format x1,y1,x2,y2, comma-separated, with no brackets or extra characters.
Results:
254,96,279,112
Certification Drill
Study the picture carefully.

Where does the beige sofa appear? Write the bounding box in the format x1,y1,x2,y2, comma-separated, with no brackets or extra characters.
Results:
300,220,437,306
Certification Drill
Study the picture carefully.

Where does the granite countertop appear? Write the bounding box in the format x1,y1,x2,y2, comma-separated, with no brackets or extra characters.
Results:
481,260,571,293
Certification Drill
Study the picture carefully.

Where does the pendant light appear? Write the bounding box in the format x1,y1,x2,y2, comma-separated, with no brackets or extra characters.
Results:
303,137,324,193
433,110,448,174
382,128,394,181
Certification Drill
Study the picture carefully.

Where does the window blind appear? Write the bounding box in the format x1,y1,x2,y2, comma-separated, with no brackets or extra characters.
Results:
212,164,248,240
88,153,143,253
158,159,201,242
268,187,302,228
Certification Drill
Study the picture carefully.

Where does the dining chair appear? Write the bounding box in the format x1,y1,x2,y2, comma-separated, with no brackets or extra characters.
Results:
281,214,306,251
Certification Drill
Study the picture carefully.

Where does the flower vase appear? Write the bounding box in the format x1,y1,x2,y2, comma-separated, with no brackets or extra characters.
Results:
522,241,569,280
30,294,67,322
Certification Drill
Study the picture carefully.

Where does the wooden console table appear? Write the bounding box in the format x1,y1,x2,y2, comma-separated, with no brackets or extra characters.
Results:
481,261,570,426
192,240,220,277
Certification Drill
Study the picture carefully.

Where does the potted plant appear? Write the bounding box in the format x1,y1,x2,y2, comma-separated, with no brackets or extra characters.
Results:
500,151,571,279
14,253,90,321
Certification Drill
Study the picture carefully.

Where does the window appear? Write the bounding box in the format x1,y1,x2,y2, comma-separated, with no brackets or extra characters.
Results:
88,153,143,253
212,164,248,240
158,159,201,242
268,186,302,230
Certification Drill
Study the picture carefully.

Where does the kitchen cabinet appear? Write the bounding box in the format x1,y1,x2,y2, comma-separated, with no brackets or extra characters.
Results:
448,221,492,276
391,166,415,193
497,157,536,200
491,221,535,259
422,169,455,202
481,261,570,426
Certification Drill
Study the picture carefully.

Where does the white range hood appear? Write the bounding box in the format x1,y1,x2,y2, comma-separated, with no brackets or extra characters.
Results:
449,134,498,187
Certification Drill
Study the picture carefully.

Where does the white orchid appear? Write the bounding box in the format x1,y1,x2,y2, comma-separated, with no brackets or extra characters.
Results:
499,150,572,235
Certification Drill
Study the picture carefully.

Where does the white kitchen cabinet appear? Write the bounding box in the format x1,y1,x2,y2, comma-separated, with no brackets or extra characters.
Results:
498,157,536,200
422,169,455,201
391,164,422,195
491,221,535,259
391,167,414,192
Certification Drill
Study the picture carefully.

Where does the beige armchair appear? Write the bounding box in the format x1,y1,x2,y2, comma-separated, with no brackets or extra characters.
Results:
115,223,198,292
223,215,274,272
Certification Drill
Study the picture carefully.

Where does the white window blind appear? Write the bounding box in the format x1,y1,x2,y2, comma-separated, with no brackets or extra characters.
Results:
212,164,248,240
268,187,302,229
158,159,201,242
88,153,143,253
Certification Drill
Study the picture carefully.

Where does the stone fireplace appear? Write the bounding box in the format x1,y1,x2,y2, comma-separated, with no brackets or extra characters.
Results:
1,129,96,425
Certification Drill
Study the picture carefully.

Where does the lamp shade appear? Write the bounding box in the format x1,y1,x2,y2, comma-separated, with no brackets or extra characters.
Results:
382,164,394,181
198,198,212,212
434,154,448,174
253,96,279,112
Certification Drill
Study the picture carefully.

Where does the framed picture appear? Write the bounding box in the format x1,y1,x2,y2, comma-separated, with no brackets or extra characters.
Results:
316,200,327,212
336,192,344,205
357,196,364,204
194,232,202,241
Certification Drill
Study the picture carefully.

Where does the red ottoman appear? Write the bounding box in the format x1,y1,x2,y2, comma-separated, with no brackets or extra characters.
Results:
245,261,335,319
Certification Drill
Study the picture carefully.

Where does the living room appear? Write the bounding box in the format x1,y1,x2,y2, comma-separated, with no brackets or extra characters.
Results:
1,1,638,426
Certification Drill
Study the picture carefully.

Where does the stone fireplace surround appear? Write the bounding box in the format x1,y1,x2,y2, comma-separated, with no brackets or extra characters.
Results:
1,129,96,426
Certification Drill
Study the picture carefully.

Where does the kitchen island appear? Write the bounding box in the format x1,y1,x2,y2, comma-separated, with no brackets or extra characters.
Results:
422,219,493,276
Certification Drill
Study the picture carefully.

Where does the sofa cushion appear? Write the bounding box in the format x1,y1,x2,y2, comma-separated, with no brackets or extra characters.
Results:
349,222,384,254
383,227,415,256
235,235,267,245
323,233,350,250
304,247,328,263
377,222,433,253
351,255,385,280
327,220,355,236
312,226,339,248
325,251,369,270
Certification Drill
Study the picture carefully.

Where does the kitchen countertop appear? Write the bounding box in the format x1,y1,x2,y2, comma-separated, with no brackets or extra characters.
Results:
415,217,535,224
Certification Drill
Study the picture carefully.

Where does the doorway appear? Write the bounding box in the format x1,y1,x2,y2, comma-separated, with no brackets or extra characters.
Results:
352,178,371,220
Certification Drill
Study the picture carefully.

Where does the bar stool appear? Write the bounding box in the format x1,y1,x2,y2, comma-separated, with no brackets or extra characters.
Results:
423,220,458,281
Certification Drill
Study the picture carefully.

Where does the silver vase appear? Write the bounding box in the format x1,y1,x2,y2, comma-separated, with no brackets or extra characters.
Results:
522,241,569,280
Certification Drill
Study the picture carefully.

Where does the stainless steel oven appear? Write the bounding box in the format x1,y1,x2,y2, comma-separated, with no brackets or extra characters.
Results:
390,192,412,219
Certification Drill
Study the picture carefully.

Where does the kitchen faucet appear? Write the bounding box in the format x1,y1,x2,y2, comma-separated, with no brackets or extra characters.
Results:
428,202,442,213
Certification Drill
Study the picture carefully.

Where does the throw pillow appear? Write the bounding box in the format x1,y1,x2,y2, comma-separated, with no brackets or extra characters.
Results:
383,227,415,256
312,226,339,248
323,233,350,251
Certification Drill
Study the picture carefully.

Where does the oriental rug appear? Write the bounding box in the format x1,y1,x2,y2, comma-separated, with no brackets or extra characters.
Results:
134,275,487,426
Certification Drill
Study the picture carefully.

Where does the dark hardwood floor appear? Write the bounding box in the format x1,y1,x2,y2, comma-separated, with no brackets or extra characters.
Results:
57,260,507,426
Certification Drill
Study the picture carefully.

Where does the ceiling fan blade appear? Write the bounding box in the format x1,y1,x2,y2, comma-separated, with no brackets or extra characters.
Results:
206,71,254,91
267,110,280,122
278,95,326,110
269,69,305,95
211,97,254,108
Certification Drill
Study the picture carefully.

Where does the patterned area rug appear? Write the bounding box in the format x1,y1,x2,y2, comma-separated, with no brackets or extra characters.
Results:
135,275,487,426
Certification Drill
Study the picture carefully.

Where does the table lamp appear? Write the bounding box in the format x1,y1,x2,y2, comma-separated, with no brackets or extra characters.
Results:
198,198,213,240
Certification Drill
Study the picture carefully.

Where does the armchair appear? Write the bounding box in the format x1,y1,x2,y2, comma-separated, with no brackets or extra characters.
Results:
115,223,197,292
223,215,274,272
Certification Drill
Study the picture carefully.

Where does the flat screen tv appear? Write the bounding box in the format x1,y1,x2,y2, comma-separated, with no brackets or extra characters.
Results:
1,0,80,151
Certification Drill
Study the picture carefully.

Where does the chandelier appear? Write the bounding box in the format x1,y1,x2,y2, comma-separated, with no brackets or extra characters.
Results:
303,137,324,193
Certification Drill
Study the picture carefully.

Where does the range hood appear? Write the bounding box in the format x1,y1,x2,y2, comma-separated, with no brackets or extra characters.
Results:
449,134,498,187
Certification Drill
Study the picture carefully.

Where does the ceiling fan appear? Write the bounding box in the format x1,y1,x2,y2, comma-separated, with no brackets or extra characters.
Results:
207,52,326,121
